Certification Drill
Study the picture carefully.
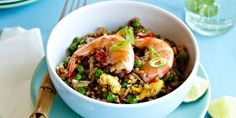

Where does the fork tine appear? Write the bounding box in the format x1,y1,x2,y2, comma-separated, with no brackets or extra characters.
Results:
59,0,69,20
76,0,80,9
83,0,87,6
59,0,85,22
69,0,75,13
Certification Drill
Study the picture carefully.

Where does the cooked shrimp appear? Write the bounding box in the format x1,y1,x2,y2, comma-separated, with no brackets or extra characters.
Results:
135,37,174,82
67,35,134,77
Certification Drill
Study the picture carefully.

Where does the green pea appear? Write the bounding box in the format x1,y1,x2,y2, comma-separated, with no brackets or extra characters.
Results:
72,37,81,44
127,94,133,100
64,80,70,85
76,65,84,74
127,94,138,104
69,43,77,53
75,74,82,80
102,92,108,98
63,56,71,68
82,74,88,80
121,81,127,88
132,22,141,28
93,69,103,78
129,97,138,104
106,93,116,102
77,87,86,95
134,60,142,68
179,51,189,61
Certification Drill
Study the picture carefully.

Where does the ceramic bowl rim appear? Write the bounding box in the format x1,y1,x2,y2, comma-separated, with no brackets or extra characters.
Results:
46,0,199,108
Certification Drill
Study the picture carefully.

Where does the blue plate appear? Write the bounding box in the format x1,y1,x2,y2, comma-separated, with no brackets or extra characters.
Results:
0,0,23,4
31,57,211,118
0,0,37,9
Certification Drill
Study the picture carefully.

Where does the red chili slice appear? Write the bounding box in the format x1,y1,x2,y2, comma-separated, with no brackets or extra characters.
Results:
136,32,155,39
95,50,107,64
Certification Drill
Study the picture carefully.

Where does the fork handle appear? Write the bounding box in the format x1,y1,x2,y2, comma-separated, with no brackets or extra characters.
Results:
29,73,56,118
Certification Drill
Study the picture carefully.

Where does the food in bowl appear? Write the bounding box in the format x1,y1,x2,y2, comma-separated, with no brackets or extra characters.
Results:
56,18,189,104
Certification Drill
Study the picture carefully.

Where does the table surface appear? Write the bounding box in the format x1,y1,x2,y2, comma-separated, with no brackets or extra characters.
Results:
1,0,235,116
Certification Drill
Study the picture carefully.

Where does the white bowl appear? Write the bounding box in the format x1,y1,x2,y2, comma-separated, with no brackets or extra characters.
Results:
46,1,199,118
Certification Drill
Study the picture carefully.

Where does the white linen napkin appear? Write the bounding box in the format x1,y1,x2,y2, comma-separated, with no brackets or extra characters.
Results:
0,27,44,118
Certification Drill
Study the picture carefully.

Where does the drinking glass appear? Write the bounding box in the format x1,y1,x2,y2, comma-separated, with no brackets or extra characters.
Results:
185,0,236,36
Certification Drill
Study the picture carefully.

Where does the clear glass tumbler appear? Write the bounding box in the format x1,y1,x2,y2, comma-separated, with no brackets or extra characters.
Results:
185,0,236,36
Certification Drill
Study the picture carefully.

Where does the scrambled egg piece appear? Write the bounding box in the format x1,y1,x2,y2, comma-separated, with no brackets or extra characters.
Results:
131,86,143,94
98,73,121,94
136,80,164,100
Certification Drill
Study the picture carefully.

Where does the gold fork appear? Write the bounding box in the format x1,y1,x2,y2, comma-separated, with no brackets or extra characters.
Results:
29,0,85,118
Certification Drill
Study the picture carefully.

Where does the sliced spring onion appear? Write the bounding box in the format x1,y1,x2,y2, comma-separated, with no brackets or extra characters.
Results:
111,40,130,51
126,28,135,44
118,25,126,31
149,57,167,68
142,28,150,35
149,47,155,59
116,27,135,45
134,59,142,68
77,81,91,87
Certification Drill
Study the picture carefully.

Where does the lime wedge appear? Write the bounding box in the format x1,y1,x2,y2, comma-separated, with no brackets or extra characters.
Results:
183,76,209,102
208,96,236,118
